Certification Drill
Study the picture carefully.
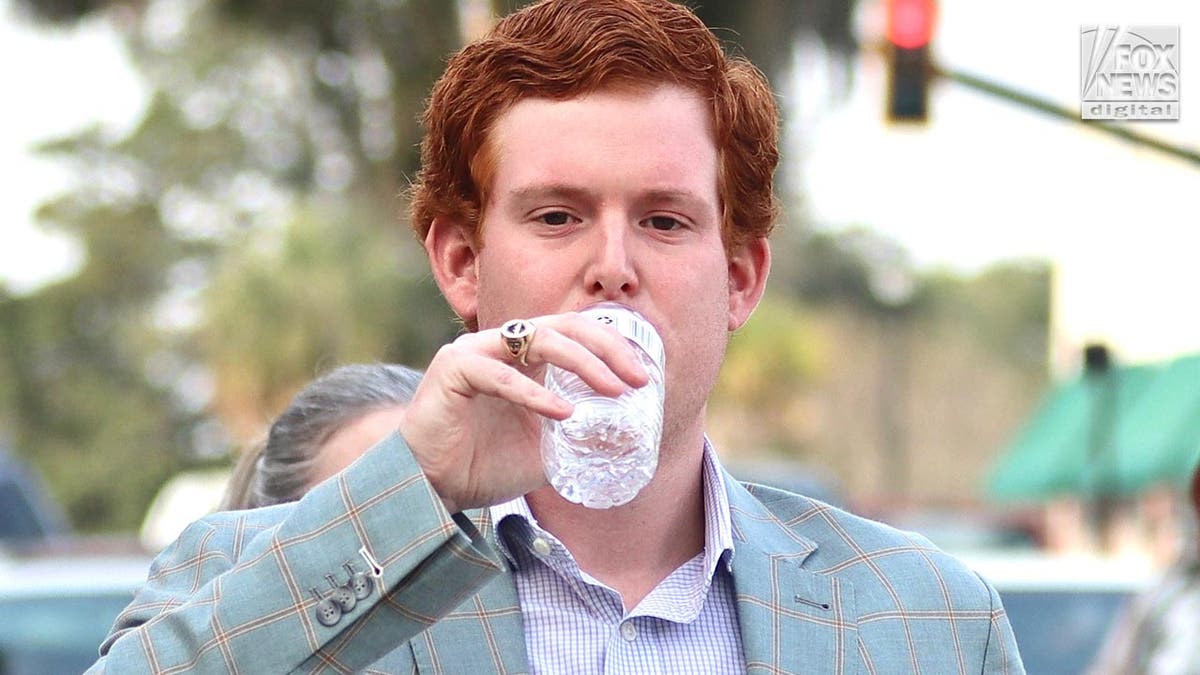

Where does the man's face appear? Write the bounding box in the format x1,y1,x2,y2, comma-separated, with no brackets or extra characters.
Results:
436,84,768,444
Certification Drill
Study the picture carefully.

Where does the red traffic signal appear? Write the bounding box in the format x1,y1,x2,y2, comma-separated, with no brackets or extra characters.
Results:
886,0,936,122
887,0,936,49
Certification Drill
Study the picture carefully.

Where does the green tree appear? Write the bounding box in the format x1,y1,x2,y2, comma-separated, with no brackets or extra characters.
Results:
200,200,455,444
917,261,1052,374
0,202,197,530
711,295,826,457
2,0,464,531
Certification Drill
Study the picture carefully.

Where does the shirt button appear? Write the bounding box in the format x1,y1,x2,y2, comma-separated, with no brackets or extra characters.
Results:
620,621,637,642
531,537,552,556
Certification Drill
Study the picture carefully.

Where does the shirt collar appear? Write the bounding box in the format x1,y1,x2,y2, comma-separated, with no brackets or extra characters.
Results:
490,491,544,570
700,436,736,578
489,436,735,579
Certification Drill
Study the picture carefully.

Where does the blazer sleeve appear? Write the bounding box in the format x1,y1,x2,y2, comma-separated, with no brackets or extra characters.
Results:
87,431,507,674
980,574,1026,674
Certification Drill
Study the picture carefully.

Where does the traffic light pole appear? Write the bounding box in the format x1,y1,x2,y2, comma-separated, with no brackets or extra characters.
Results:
934,64,1200,169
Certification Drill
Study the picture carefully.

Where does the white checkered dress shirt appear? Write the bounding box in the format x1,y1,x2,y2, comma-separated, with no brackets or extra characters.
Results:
491,440,744,674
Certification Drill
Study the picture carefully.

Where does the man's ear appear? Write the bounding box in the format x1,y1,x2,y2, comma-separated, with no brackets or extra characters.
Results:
425,215,480,326
728,237,771,331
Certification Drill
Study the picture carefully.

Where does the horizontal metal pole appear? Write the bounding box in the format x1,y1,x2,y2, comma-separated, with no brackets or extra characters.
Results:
936,64,1200,169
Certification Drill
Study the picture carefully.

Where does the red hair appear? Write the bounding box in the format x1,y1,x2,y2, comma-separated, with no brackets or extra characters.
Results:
408,0,779,253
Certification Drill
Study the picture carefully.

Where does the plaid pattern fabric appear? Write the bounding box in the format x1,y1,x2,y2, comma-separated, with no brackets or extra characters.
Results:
89,432,1025,674
728,483,1023,674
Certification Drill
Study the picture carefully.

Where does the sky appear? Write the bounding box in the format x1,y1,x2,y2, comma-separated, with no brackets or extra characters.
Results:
1,0,1197,370
0,7,145,293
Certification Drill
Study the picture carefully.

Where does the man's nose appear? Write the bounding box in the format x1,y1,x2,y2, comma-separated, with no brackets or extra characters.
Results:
584,218,639,299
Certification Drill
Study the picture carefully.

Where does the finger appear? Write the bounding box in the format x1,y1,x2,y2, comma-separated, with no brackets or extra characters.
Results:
509,323,637,397
539,313,651,388
466,317,646,396
439,346,574,420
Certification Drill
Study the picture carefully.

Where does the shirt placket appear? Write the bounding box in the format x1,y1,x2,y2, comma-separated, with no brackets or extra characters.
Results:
526,525,668,674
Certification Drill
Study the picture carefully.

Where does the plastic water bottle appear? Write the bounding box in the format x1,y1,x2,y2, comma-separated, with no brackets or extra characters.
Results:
541,303,666,508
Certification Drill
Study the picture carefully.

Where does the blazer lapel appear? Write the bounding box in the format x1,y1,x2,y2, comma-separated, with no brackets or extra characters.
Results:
408,508,530,674
727,477,859,674
409,483,863,674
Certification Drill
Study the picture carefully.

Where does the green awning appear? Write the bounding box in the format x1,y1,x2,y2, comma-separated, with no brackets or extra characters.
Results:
988,377,1089,500
1109,353,1200,491
988,364,1162,501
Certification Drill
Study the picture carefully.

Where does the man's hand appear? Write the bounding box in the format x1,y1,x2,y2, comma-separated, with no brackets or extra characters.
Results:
397,311,649,513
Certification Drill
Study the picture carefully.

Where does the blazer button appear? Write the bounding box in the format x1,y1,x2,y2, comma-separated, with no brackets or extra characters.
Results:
326,573,358,613
344,562,375,600
311,588,343,627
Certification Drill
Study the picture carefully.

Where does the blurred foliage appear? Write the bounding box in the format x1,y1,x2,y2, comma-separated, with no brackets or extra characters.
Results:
688,0,856,90
917,261,1052,373
713,295,826,456
3,0,465,531
720,297,823,407
709,239,1051,497
780,227,917,311
1,0,1050,531
0,233,192,530
201,201,457,441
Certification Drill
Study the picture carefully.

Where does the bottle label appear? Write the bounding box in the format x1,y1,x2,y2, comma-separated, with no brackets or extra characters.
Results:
582,305,665,369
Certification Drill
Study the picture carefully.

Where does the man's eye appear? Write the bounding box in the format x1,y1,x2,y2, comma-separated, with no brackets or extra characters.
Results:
647,216,681,231
538,212,572,226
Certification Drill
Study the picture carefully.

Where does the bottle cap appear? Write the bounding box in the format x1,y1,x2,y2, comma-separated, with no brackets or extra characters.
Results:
581,303,665,369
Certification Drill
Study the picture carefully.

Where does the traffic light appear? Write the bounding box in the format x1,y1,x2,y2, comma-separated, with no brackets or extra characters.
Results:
886,0,936,122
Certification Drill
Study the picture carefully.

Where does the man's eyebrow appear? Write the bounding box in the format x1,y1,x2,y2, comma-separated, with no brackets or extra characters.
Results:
508,184,595,203
506,185,716,212
640,188,711,208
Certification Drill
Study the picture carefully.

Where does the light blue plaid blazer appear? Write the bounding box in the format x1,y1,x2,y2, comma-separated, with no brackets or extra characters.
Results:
89,433,1024,674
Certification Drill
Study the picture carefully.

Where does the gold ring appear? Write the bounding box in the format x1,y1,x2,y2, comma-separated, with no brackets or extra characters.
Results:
499,319,536,366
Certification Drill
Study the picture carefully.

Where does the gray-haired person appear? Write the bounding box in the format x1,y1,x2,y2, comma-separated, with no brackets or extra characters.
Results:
223,363,423,510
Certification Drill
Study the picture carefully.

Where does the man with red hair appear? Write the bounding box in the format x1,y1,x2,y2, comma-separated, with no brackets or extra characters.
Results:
91,1,1023,672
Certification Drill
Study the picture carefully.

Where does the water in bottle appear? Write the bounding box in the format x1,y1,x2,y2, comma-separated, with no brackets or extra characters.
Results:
541,303,666,508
